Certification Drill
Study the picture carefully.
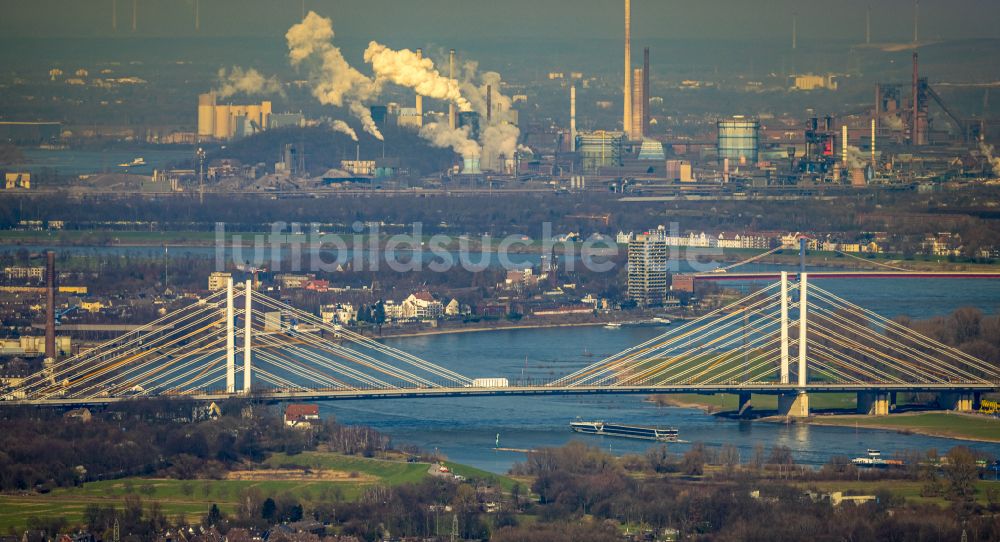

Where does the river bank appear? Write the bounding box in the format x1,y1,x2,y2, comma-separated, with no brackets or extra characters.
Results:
3,230,999,273
648,394,1000,443
805,412,1000,444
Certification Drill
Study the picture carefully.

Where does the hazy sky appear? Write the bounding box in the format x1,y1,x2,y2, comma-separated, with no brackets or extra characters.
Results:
2,0,999,42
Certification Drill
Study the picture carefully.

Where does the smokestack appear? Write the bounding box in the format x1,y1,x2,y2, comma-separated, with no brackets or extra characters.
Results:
623,0,632,139
132,0,137,32
871,118,877,166
874,83,880,117
866,5,871,44
449,49,456,130
642,47,650,133
912,51,919,145
842,124,848,166
45,251,56,361
486,85,492,124
415,49,424,121
792,12,797,50
570,85,577,152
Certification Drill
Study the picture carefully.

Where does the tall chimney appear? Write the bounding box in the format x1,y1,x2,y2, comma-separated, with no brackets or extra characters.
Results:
623,0,632,139
45,251,56,360
866,5,871,44
642,47,650,133
792,12,797,50
486,85,492,124
842,124,849,166
415,48,424,121
871,118,877,166
912,51,919,145
449,49,456,130
131,0,137,32
195,0,200,31
570,85,577,152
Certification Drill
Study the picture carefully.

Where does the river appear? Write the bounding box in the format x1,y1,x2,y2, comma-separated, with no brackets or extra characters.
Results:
316,279,1000,474
11,242,1000,473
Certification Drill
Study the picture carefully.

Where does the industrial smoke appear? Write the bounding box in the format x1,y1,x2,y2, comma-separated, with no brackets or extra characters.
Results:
283,12,526,170
215,66,284,98
285,12,383,140
419,122,481,161
330,119,358,142
363,42,471,112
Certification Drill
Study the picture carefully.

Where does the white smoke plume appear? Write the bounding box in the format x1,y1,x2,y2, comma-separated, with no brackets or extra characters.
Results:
419,122,480,160
286,12,383,140
363,42,471,112
330,119,358,142
349,101,382,141
216,67,284,98
980,141,1000,177
457,66,522,171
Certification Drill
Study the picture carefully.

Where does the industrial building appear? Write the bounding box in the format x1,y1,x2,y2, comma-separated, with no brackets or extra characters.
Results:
197,92,273,141
717,116,760,164
577,131,626,171
627,231,668,307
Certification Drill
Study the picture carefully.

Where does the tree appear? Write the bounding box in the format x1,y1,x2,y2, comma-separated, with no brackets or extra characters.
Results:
681,443,706,476
205,503,223,527
945,446,979,514
261,497,277,522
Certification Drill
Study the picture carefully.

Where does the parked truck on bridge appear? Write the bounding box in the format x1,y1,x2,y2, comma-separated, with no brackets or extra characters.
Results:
471,378,509,388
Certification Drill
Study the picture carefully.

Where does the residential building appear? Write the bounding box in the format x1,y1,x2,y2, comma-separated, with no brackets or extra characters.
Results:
284,404,320,428
207,271,231,291
400,292,444,321
627,233,669,307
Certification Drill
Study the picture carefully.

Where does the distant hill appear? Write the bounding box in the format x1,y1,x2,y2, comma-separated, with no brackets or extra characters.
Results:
207,124,456,177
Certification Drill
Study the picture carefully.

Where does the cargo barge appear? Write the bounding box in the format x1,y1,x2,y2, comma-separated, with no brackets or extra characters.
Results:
570,421,679,442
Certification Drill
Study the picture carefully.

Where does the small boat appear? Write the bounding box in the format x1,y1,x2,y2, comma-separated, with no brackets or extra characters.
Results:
603,323,622,330
118,157,146,167
571,420,679,442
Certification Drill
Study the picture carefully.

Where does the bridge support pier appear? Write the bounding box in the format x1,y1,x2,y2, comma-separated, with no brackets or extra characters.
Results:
857,391,890,416
940,391,975,413
778,391,809,418
738,392,753,417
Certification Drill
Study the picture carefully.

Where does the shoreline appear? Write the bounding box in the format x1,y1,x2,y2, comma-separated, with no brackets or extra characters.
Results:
803,412,1000,444
647,395,1000,444
368,320,626,340
2,235,999,273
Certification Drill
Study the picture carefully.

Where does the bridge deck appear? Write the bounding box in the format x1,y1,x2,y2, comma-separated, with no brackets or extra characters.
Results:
8,383,998,408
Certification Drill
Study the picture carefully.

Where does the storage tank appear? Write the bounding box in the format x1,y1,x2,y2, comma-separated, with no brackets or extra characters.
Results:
717,116,759,164
197,93,216,138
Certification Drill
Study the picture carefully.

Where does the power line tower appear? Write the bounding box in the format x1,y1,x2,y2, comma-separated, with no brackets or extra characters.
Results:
450,514,459,542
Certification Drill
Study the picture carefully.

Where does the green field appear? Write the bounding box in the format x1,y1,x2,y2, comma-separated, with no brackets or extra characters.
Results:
0,452,514,533
809,412,1000,443
794,479,1000,507
652,392,862,412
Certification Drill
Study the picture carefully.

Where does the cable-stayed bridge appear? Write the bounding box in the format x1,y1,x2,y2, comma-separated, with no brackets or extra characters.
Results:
3,275,998,417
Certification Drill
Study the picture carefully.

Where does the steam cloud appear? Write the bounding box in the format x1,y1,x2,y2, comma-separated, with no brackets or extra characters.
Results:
459,66,523,171
283,12,525,170
286,12,383,140
363,42,471,112
215,67,284,98
330,119,358,142
980,142,1000,176
419,122,481,160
